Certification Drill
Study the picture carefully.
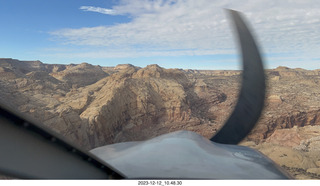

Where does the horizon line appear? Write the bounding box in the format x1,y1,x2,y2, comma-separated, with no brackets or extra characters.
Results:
1,57,319,71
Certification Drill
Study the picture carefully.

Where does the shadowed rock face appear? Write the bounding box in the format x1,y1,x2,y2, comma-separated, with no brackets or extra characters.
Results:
1,58,320,179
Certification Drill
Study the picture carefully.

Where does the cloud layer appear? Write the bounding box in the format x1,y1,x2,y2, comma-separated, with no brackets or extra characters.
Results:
50,0,320,68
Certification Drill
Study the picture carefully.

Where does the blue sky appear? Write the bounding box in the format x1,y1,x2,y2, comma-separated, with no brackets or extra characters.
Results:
0,0,319,70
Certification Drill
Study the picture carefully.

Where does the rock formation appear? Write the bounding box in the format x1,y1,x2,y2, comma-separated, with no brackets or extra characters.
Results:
0,58,320,179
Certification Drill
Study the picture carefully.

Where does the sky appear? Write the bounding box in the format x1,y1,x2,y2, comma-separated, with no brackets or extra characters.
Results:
0,0,319,70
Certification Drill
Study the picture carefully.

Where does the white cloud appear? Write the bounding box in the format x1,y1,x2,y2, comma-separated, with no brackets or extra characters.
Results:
51,0,320,68
79,6,117,15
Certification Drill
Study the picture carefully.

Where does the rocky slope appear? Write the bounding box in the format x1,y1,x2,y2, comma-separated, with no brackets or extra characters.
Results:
0,58,320,179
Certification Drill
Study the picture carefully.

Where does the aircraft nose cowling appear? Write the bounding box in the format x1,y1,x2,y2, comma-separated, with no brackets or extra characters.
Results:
90,130,291,179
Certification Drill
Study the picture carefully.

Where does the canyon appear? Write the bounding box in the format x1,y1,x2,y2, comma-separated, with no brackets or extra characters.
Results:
0,58,320,179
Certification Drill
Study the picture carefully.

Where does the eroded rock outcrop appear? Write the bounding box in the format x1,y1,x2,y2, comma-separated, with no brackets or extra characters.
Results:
68,64,212,147
50,63,109,87
1,60,320,179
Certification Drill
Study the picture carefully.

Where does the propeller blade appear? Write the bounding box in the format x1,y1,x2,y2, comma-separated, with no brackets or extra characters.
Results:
210,10,266,144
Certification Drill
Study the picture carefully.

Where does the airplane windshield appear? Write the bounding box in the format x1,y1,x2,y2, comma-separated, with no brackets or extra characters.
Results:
0,0,320,180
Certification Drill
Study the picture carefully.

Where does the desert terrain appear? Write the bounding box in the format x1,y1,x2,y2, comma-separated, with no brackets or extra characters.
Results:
0,58,320,179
